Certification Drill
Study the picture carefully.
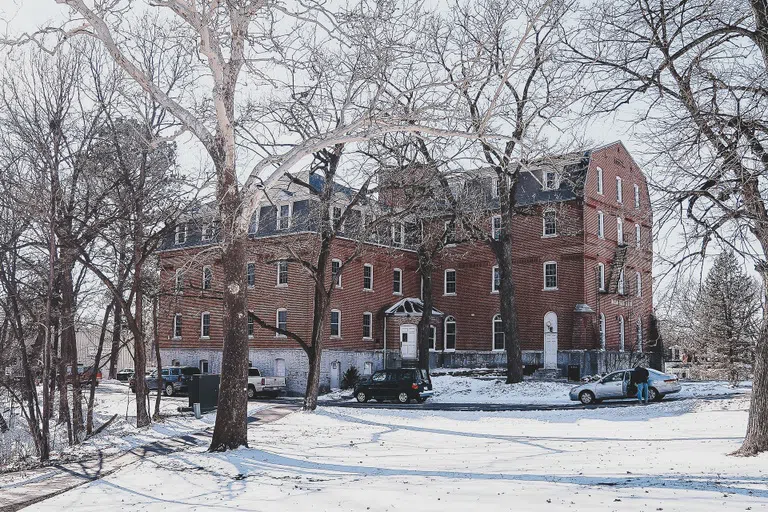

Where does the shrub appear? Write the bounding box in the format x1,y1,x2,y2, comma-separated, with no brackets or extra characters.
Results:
341,366,360,389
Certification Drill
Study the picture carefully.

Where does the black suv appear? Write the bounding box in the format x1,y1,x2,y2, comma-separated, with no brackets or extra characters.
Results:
131,366,200,396
354,369,433,404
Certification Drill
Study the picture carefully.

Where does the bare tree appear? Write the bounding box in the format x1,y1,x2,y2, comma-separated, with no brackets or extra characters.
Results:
572,0,768,455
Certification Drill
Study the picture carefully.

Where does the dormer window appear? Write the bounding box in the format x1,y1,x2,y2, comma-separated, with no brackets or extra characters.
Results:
277,204,291,230
543,170,558,190
175,223,187,245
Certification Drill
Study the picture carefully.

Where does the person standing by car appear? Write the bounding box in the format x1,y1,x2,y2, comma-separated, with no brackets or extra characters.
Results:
634,366,650,404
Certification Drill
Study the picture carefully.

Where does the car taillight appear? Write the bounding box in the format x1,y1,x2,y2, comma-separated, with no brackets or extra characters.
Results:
261,378,265,385
664,379,677,383
411,383,419,390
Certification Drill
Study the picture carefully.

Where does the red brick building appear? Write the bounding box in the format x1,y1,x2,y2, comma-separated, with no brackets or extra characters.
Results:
158,141,652,393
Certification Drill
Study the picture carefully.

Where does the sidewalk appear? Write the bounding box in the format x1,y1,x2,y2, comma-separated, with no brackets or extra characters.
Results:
0,403,299,511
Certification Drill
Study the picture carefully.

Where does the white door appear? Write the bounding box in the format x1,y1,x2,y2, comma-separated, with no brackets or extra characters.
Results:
543,312,558,370
400,324,418,360
330,361,341,389
274,358,285,377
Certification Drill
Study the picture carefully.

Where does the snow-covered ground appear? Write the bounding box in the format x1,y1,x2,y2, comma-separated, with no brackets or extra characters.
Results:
0,380,269,472
28,394,767,511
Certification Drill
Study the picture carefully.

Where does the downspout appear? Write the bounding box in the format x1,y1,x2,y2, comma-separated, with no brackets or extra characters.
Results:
383,316,387,369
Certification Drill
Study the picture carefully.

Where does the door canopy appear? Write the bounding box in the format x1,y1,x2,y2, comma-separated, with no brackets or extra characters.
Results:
384,298,444,318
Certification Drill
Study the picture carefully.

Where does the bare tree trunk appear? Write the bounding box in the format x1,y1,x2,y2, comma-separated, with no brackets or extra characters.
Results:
417,248,433,371
60,255,84,443
153,293,162,420
109,302,122,380
86,302,113,435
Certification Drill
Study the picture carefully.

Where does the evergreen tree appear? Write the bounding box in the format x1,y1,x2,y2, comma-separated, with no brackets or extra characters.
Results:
694,252,761,384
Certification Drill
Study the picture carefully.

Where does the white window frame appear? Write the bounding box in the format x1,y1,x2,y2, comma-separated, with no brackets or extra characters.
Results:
444,316,456,352
392,222,404,247
596,167,604,195
276,309,287,338
618,268,625,295
636,271,642,297
635,224,641,246
247,312,254,338
202,265,213,291
173,313,182,339
597,210,604,239
444,269,457,296
363,263,373,291
362,312,373,340
331,206,342,228
599,313,606,350
634,183,640,208
491,177,500,198
492,265,500,293
428,325,437,351
491,215,502,240
200,312,211,339
543,170,558,190
617,217,624,245
616,176,623,203
277,203,292,230
276,261,288,287
392,268,403,295
543,261,558,291
444,220,456,245
246,262,256,288
619,316,625,352
330,309,341,338
175,223,187,245
175,269,184,294
542,209,557,237
332,259,342,288
597,263,605,292
201,222,213,242
199,359,209,373
492,314,505,352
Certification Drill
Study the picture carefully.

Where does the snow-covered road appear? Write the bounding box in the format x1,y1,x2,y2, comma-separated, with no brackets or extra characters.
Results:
27,394,767,511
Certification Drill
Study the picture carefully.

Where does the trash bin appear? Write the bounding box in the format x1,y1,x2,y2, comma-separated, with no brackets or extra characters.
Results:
189,374,220,413
567,365,580,382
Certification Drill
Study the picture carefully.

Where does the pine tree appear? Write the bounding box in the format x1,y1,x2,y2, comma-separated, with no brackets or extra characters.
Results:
694,252,761,384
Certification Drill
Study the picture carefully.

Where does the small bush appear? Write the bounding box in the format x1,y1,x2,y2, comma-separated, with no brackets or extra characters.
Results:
341,366,360,389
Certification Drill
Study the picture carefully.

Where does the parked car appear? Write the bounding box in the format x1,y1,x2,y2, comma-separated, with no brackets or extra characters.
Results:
247,368,287,399
116,368,134,382
354,368,433,404
67,364,102,385
569,368,681,405
130,366,200,396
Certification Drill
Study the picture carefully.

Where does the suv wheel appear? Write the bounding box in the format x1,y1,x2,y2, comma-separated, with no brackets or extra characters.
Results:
579,390,595,405
247,385,256,399
397,392,410,404
356,391,368,403
164,383,174,397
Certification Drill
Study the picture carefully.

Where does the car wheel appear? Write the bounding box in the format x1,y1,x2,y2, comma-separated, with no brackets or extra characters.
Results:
164,383,174,397
397,392,410,404
247,385,256,400
579,390,595,405
356,391,368,403
649,387,662,402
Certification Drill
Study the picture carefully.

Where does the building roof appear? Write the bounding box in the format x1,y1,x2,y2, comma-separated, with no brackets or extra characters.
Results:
384,298,444,317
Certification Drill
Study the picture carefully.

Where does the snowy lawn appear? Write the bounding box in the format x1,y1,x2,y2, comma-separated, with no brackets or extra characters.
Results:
30,395,767,511
0,381,270,473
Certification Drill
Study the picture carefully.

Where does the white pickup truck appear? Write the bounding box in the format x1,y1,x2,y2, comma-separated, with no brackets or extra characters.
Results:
247,368,286,399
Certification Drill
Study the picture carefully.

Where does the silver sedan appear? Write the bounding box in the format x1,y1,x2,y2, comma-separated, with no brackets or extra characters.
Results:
569,368,682,405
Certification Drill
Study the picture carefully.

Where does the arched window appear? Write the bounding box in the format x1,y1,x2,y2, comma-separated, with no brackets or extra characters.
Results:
618,316,625,352
637,319,643,352
493,314,504,351
597,263,605,291
542,209,557,237
331,259,342,288
202,266,213,290
444,316,456,351
599,313,606,350
636,272,642,297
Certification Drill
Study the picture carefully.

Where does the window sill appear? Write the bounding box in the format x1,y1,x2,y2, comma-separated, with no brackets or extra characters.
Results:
492,349,506,353
362,337,373,341
275,335,287,339
541,234,558,239
362,288,374,292
275,283,288,288
443,292,456,297
200,336,210,340
248,335,254,339
444,348,456,353
393,292,402,296
543,287,558,291
330,336,342,340
172,337,182,341
335,285,343,290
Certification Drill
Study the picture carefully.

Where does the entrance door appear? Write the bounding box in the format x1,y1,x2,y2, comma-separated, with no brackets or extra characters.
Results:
274,358,286,377
543,312,558,370
330,361,341,389
400,324,418,360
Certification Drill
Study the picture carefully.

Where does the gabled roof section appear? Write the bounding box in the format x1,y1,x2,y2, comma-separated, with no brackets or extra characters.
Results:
384,298,444,317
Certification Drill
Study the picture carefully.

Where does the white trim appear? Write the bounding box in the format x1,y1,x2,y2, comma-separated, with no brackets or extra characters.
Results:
616,176,623,203
363,263,374,291
200,311,211,339
543,261,558,290
491,215,502,240
636,271,642,297
491,265,500,293
597,262,605,291
635,224,641,246
542,209,557,237
362,311,373,340
330,309,342,338
543,169,559,190
173,313,182,339
247,311,254,339
174,223,187,245
276,202,292,230
634,183,640,208
492,314,505,352
599,313,606,350
276,261,289,287
392,267,403,295
202,265,213,291
332,258,342,288
444,268,457,296
619,315,625,352
596,167,604,195
618,267,625,295
597,210,604,239
276,308,287,338
617,217,624,245
428,325,437,351
444,315,456,352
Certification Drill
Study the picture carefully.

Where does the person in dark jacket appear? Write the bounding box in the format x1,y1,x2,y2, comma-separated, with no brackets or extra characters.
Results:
632,366,650,404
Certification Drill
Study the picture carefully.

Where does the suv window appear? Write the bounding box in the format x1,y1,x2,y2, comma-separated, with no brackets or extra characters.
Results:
182,367,200,376
372,371,386,382
161,369,170,377
248,368,261,377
